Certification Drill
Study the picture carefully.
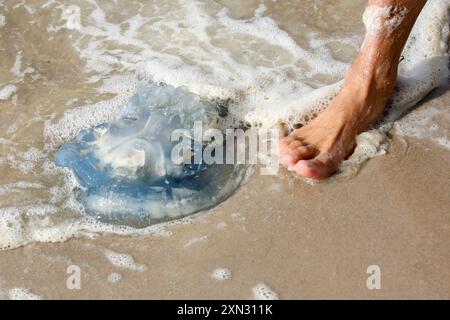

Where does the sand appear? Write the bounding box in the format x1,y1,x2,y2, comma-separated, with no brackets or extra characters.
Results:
0,0,449,299
1,88,449,299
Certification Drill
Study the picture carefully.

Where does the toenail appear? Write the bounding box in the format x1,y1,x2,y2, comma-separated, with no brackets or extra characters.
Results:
301,161,313,167
281,155,294,163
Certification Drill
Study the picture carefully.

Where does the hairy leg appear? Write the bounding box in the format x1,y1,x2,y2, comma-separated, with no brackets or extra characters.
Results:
279,0,427,180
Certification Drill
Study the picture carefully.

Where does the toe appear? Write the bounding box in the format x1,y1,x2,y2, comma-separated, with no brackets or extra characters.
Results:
279,139,317,167
287,139,304,149
295,145,317,160
278,135,296,149
294,152,340,180
279,151,300,167
278,136,299,166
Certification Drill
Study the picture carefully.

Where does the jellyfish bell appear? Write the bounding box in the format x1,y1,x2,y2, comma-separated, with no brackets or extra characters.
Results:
55,84,248,227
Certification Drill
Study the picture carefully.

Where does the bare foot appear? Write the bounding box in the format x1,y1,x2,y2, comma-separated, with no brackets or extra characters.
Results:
279,65,396,180
278,0,427,180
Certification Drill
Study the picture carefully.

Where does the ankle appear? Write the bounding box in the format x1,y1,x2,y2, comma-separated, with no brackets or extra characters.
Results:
343,67,396,114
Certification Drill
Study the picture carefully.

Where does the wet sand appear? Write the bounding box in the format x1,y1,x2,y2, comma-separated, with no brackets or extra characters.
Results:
1,87,449,299
0,0,449,299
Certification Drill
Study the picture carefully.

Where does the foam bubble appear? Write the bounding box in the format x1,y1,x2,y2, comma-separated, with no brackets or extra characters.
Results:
10,52,22,77
0,84,17,100
216,222,227,229
62,5,81,30
184,235,208,248
252,282,279,300
363,5,408,36
394,106,450,150
0,202,175,251
45,75,138,146
107,272,122,283
211,267,232,281
104,250,148,272
8,287,43,300
339,130,388,176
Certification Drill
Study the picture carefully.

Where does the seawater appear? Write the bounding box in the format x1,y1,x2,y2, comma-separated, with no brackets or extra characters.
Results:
0,0,448,250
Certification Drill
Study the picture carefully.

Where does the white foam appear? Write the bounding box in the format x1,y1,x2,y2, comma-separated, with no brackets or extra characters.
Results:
216,4,348,77
0,181,45,196
13,1,35,14
184,235,208,248
231,212,246,221
211,267,232,281
8,287,43,300
10,52,22,77
45,0,448,147
104,250,148,272
0,84,17,100
252,282,279,300
0,14,5,28
107,272,123,283
216,222,227,229
62,5,81,30
339,130,389,176
0,201,176,250
363,5,409,37
394,106,450,150
45,75,138,146
44,0,354,143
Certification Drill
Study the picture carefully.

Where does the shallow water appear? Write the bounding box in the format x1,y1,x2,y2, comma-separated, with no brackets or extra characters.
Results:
0,0,448,250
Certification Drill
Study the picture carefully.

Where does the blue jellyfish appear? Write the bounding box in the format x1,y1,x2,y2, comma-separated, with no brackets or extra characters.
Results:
55,84,248,227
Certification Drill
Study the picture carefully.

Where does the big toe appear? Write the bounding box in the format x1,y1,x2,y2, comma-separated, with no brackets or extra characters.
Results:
294,153,340,180
279,143,317,167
